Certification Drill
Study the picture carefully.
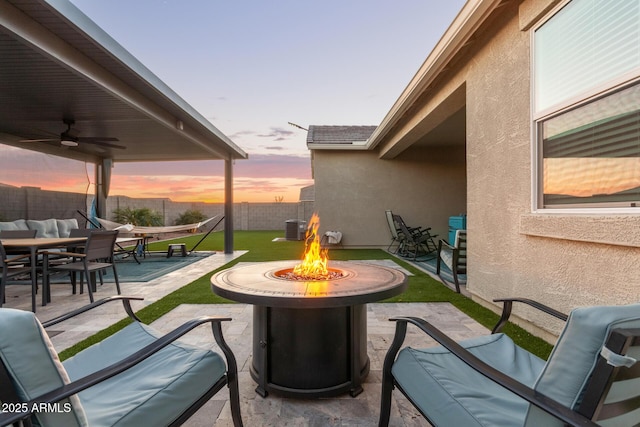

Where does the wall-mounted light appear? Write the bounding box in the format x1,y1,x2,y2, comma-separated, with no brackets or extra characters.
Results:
176,120,184,131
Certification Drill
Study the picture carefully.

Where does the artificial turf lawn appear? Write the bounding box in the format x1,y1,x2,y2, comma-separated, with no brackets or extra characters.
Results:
59,230,554,360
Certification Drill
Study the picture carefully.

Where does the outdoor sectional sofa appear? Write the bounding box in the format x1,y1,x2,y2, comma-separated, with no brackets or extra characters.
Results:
0,218,79,238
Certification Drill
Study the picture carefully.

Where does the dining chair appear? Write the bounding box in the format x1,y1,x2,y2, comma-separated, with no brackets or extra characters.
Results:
0,241,35,309
1,228,38,263
44,230,121,303
46,228,103,291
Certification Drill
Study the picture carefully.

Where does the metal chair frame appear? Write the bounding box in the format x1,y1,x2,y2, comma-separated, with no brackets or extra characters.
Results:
392,214,438,260
436,230,467,293
0,296,244,427
379,298,640,427
44,230,121,303
0,242,34,309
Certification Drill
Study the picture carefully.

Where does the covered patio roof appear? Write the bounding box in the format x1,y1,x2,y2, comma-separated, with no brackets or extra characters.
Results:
0,0,247,252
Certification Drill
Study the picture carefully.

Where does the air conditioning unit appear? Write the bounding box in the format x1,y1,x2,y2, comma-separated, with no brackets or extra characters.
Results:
285,220,307,241
285,220,300,240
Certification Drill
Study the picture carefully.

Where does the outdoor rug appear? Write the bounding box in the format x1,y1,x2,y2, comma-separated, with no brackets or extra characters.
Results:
414,256,466,285
103,252,214,282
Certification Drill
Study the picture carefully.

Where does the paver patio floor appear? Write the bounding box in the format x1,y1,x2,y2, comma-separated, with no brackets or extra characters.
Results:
3,252,489,426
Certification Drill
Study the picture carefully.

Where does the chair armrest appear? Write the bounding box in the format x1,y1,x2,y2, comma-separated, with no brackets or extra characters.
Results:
0,316,235,426
388,316,599,427
3,253,33,264
438,239,456,252
41,250,85,257
42,296,144,328
491,298,568,334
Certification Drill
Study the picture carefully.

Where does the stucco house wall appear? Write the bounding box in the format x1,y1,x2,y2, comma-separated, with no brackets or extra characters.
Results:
313,147,466,247
311,0,640,339
462,1,639,336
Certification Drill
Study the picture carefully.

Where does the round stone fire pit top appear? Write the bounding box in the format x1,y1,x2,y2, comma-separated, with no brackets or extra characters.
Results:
211,260,407,308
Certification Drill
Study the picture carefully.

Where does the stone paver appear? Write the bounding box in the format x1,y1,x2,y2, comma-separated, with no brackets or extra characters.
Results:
3,255,489,425
152,302,488,427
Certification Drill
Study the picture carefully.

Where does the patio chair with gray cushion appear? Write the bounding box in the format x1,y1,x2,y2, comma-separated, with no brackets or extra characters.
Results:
379,298,640,426
436,229,467,293
0,296,243,427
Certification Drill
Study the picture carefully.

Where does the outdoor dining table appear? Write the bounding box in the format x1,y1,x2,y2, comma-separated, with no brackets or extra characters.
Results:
1,237,87,312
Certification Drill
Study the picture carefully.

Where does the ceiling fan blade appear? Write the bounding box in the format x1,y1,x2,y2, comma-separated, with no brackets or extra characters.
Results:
19,138,58,143
17,120,124,149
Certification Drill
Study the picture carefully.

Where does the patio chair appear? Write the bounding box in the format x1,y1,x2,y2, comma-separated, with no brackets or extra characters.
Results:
0,229,38,260
49,228,106,289
379,297,640,427
384,210,404,253
0,241,35,309
436,229,467,293
392,214,438,260
0,296,243,427
43,230,121,303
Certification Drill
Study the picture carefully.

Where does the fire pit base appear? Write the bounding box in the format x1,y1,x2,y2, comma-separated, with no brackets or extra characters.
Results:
251,304,369,398
211,260,407,399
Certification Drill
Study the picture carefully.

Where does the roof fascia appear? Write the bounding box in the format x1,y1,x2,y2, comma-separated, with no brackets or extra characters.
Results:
366,0,504,151
1,0,246,160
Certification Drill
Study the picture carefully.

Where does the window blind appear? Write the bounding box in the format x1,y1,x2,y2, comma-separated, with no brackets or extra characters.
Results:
535,0,640,113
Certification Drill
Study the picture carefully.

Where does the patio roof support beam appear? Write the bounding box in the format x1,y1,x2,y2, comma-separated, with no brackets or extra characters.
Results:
94,158,113,219
224,157,234,254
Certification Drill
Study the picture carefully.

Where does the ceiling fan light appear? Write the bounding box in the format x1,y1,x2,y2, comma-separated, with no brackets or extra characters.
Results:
61,138,78,147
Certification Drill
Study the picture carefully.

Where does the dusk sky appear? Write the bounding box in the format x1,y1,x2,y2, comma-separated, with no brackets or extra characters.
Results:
5,1,466,202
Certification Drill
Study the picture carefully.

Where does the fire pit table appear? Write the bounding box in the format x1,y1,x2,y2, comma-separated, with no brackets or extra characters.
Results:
211,260,407,398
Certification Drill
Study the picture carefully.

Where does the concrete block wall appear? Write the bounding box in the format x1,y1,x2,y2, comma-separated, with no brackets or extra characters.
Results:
0,187,315,231
239,202,297,230
107,196,314,231
0,186,86,223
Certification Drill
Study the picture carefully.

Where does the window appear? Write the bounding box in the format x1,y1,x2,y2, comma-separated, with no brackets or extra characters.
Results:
534,0,640,209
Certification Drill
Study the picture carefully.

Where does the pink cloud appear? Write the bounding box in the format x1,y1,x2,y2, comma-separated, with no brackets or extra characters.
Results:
0,146,313,203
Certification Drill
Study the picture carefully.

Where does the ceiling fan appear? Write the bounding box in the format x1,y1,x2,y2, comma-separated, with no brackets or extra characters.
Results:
19,119,125,150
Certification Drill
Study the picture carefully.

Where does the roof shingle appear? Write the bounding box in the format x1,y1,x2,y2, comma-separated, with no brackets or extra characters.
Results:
306,125,377,145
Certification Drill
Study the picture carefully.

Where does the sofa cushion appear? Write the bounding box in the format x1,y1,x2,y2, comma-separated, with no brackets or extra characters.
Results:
392,333,545,427
63,321,226,427
56,218,79,238
0,308,88,426
0,219,28,231
26,219,60,238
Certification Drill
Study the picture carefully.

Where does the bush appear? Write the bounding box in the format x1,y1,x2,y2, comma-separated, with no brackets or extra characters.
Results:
175,209,207,225
112,207,163,226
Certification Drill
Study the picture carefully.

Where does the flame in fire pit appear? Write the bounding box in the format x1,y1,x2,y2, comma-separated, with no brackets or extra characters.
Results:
293,213,328,277
281,213,343,281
